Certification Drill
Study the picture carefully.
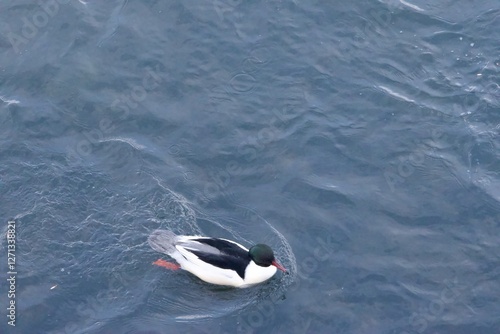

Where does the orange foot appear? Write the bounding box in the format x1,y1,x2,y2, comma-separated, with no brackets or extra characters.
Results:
153,259,180,270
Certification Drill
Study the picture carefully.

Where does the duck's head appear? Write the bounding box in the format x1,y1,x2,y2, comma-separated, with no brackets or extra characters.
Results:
249,244,287,273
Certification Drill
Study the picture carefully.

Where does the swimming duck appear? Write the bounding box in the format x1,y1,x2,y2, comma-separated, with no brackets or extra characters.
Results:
148,229,287,288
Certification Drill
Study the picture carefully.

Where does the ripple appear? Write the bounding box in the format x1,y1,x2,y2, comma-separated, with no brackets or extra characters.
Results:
140,176,296,323
0,95,20,105
399,0,424,12
377,85,416,103
6,164,295,331
98,136,146,150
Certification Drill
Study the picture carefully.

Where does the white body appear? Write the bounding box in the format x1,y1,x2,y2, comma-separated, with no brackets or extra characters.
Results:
174,236,277,288
149,231,277,288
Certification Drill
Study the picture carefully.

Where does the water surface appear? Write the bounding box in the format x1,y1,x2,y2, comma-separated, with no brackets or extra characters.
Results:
0,1,499,333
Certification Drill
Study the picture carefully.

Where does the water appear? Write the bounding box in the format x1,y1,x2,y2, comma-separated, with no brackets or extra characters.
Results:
1,1,499,333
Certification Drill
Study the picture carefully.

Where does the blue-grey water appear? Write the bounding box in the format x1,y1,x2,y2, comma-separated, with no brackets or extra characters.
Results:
1,1,499,333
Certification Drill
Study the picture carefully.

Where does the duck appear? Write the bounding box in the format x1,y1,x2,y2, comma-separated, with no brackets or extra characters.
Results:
148,229,287,288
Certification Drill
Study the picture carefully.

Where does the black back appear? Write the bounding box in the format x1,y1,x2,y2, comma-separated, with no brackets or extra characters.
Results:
188,238,250,279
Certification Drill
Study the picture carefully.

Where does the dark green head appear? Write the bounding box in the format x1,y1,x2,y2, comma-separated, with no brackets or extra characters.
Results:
249,244,287,272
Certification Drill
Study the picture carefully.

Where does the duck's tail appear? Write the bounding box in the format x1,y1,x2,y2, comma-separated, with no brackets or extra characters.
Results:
148,229,178,255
